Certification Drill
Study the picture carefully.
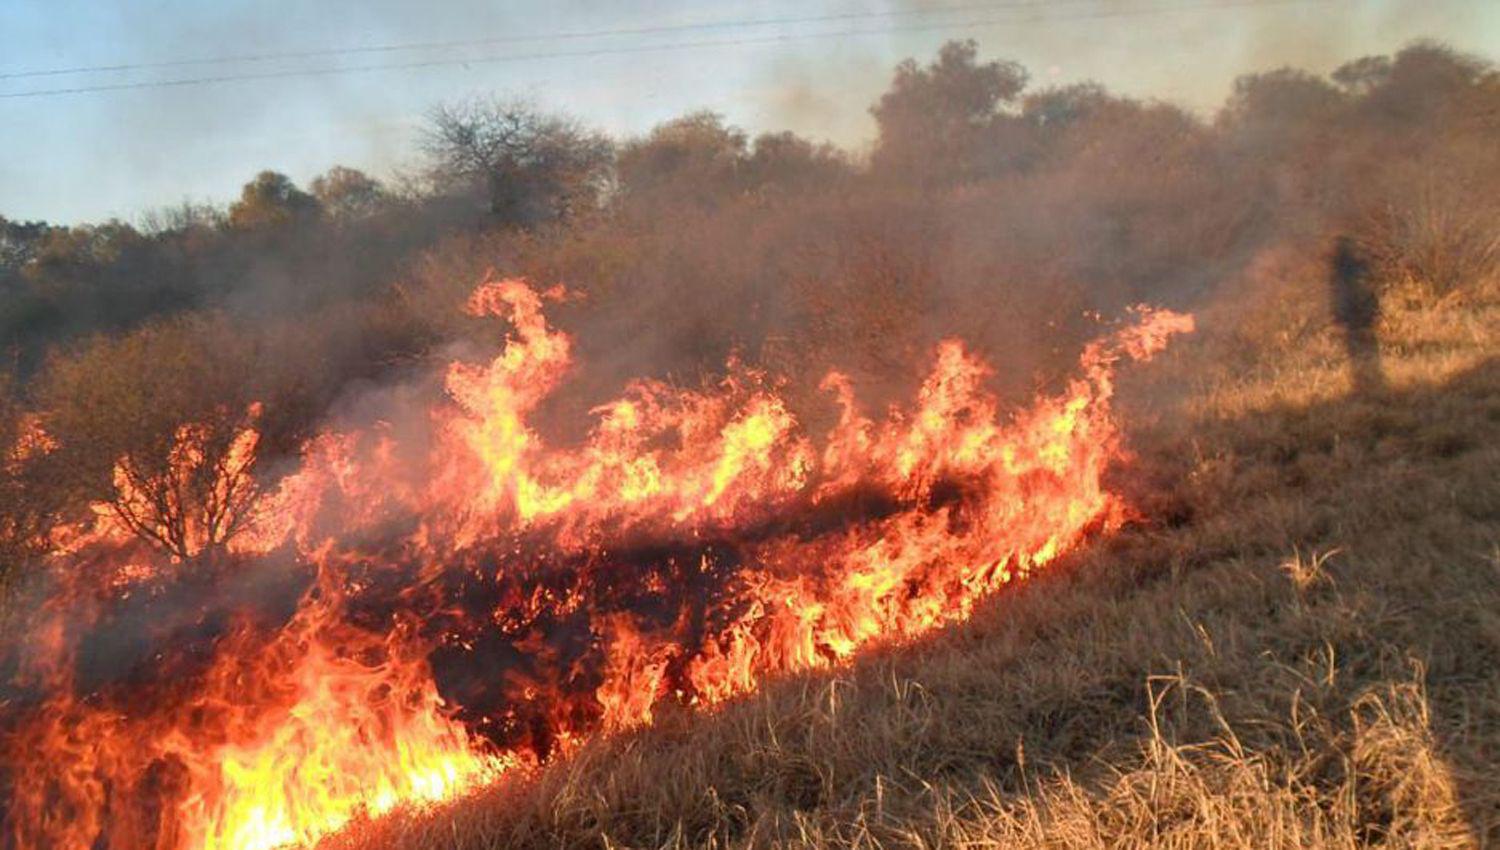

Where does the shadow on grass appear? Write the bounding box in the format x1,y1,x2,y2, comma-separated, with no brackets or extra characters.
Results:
1017,352,1500,845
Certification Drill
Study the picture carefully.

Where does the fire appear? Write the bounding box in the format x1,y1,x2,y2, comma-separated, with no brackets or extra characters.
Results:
0,276,1191,850
6,594,506,850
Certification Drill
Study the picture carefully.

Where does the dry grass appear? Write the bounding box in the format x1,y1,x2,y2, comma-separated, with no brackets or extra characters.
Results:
326,277,1500,850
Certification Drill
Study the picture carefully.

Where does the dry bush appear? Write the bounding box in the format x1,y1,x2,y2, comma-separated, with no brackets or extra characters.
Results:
1356,155,1500,302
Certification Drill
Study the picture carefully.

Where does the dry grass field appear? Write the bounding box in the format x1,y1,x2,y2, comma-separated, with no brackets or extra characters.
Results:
321,269,1500,849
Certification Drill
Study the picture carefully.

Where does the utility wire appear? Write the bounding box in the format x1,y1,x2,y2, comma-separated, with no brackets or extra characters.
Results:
0,0,1066,81
0,0,1345,101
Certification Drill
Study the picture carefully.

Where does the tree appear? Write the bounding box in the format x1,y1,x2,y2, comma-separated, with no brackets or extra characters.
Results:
37,316,279,560
0,375,67,586
0,216,50,273
1219,68,1346,141
424,99,613,226
227,171,321,230
617,111,748,207
138,201,223,237
6,222,191,370
617,115,852,210
1331,55,1393,95
871,40,1030,185
745,132,852,196
1362,42,1493,125
311,166,389,222
1022,83,1113,131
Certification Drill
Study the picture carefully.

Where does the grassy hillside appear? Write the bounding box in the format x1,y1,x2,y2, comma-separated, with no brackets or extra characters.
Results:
322,274,1500,849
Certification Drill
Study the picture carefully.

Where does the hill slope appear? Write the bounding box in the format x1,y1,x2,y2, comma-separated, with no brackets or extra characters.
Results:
328,281,1500,850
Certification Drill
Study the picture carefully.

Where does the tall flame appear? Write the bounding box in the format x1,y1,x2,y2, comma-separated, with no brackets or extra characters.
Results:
1,277,1191,850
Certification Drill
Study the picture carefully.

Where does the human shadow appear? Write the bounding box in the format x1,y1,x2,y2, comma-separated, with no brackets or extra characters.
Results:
1329,235,1386,395
1082,354,1500,844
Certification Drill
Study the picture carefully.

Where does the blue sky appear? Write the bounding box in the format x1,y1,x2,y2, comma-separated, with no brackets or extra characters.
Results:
2,0,1496,225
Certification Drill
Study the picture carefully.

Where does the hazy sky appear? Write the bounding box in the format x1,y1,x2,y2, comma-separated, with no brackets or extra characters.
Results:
2,0,1496,225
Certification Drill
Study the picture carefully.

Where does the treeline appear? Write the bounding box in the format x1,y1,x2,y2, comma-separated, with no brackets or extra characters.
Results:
1,39,1497,584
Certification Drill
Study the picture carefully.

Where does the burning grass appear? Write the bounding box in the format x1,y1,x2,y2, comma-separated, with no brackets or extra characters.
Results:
316,283,1500,849
0,277,1192,849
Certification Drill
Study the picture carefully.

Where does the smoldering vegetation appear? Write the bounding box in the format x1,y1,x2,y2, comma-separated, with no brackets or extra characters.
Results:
1,36,1497,601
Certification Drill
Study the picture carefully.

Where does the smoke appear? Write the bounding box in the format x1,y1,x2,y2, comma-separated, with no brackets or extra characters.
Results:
747,48,888,151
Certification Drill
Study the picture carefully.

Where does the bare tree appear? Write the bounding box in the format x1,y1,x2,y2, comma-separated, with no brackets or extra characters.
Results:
424,98,613,226
37,315,275,560
106,412,263,560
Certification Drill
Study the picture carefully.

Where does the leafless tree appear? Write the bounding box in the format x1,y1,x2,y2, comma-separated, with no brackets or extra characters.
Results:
424,98,613,226
37,315,272,560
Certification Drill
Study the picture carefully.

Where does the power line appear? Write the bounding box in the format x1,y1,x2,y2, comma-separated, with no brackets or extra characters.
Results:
0,0,1346,101
0,0,1064,81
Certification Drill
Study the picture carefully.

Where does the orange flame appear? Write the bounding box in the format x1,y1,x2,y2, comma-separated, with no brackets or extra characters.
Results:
1,277,1191,850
